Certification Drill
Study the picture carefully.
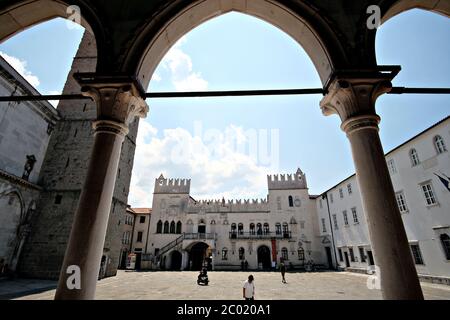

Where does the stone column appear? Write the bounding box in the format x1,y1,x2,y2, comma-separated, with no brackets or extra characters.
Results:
320,76,424,300
54,81,148,300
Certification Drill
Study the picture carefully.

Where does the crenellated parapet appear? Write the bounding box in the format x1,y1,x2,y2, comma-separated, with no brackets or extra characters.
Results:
187,197,269,213
267,168,307,190
154,174,191,194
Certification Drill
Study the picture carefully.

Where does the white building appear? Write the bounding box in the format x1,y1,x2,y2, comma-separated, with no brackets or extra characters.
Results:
146,169,322,271
0,56,59,273
145,116,450,284
317,116,450,283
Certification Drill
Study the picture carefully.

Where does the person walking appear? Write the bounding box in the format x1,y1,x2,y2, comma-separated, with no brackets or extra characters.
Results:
280,260,287,283
243,275,255,300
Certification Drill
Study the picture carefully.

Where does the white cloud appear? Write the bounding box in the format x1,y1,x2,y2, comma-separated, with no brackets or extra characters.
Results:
0,51,40,88
158,37,208,92
128,120,275,207
151,73,162,82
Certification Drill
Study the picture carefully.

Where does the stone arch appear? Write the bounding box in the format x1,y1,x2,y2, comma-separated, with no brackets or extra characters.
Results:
362,0,450,67
0,188,25,264
382,0,450,24
0,1,102,49
132,0,347,88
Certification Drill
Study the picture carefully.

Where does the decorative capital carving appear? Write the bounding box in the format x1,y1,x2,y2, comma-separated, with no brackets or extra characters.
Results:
320,77,392,133
80,82,149,131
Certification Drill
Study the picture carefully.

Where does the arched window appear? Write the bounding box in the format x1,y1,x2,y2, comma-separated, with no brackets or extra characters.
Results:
222,248,228,260
434,135,447,154
170,221,175,234
440,234,450,260
156,220,162,233
238,223,244,235
282,222,289,238
409,148,420,166
263,223,270,234
163,221,169,234
275,223,281,235
231,223,237,238
239,247,245,260
298,247,305,260
288,195,294,207
176,221,182,234
249,223,255,235
256,223,263,235
281,247,289,261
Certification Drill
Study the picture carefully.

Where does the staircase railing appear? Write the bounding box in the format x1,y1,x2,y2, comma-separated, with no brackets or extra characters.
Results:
155,233,184,260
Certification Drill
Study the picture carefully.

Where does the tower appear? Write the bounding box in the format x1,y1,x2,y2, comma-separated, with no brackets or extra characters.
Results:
18,31,139,279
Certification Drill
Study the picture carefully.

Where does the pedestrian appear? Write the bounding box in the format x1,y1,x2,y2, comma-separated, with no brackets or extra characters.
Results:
243,275,255,300
280,259,286,283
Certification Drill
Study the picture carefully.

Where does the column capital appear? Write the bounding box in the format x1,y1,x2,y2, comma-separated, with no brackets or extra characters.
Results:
79,80,149,130
320,77,392,132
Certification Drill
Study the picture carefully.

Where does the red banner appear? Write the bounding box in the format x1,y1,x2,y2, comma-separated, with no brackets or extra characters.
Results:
271,239,277,263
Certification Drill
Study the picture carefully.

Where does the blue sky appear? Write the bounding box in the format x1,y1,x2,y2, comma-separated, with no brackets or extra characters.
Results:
0,9,449,207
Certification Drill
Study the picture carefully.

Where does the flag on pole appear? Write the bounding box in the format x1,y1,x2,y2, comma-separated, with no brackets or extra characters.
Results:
434,173,450,192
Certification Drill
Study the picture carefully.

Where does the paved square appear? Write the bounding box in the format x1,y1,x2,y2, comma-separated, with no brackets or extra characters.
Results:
5,271,450,300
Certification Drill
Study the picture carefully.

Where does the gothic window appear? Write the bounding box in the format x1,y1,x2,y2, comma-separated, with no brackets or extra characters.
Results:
281,247,289,261
239,247,245,260
440,234,450,260
263,223,269,234
434,135,447,154
329,193,334,203
210,220,216,225
170,221,175,234
409,148,420,166
282,223,289,238
347,183,353,195
275,223,281,235
163,221,169,233
256,223,263,235
176,221,182,234
249,223,255,235
222,248,228,260
156,220,162,233
238,223,244,235
298,248,304,261
339,188,344,199
231,223,237,238
288,196,294,207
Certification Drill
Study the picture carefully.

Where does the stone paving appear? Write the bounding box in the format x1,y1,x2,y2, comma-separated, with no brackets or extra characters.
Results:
3,270,450,300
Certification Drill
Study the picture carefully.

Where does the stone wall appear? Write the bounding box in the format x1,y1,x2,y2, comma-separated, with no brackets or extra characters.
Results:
18,30,139,279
